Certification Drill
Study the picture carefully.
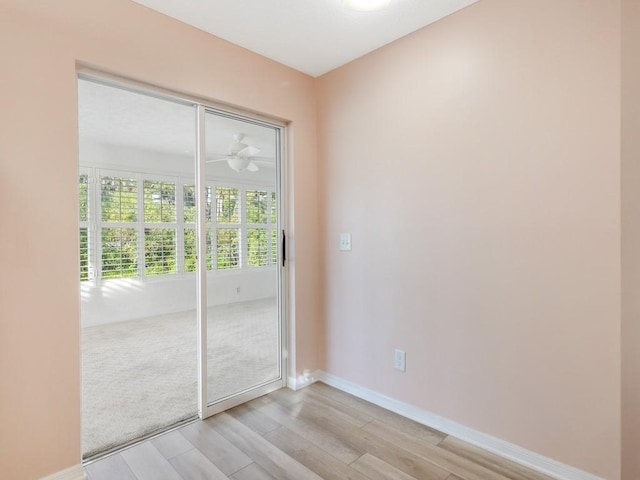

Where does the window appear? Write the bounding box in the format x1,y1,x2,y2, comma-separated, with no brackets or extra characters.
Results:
79,170,278,281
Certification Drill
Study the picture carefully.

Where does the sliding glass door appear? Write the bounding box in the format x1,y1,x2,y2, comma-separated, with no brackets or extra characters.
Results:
79,75,285,459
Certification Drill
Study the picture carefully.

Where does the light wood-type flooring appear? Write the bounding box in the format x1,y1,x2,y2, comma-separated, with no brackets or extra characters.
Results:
85,383,554,480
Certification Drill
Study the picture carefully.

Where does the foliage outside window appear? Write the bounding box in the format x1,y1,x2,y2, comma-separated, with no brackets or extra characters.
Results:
217,187,239,224
79,174,89,222
270,192,277,225
247,228,268,267
215,187,240,270
184,228,212,272
246,190,268,224
144,228,176,276
101,227,138,279
183,184,197,223
246,190,270,268
217,229,240,270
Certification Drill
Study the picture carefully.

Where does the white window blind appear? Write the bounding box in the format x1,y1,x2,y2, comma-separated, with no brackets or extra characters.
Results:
79,174,91,281
144,180,176,223
271,229,278,265
79,169,278,281
101,176,137,222
143,180,177,276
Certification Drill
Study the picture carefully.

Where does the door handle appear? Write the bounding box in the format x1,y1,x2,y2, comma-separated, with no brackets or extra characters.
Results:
282,229,286,267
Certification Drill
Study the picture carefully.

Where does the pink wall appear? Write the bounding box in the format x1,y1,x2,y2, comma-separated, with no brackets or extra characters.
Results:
0,0,631,478
621,0,640,478
0,1,319,478
317,0,621,478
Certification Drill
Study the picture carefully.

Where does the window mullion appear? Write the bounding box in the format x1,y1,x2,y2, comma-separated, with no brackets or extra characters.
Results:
267,190,272,266
176,181,185,275
240,186,247,269
211,185,216,271
92,170,102,285
137,173,145,278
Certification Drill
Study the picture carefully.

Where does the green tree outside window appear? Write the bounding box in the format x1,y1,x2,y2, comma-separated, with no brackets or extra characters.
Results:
101,228,138,279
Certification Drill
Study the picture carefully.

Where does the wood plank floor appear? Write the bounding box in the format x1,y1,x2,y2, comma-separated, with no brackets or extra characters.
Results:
85,383,554,480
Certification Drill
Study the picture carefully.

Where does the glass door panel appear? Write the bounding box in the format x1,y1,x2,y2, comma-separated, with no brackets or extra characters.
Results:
79,77,198,458
202,110,283,408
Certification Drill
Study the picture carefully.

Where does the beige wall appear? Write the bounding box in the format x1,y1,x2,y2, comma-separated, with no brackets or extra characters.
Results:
0,1,319,479
317,0,621,478
622,0,640,478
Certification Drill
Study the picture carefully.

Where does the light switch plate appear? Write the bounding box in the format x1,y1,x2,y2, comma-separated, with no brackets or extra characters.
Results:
394,349,406,372
339,233,352,251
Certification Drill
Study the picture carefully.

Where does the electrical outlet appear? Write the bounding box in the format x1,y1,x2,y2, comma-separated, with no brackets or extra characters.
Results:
339,233,352,251
394,349,406,372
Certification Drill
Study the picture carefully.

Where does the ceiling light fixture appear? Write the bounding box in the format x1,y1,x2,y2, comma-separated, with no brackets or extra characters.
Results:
342,0,391,12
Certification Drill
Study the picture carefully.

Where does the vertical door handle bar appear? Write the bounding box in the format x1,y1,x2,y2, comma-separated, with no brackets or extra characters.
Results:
282,230,286,267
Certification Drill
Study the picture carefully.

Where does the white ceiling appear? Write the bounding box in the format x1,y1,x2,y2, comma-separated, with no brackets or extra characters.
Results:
131,0,480,77
78,80,278,158
78,79,278,180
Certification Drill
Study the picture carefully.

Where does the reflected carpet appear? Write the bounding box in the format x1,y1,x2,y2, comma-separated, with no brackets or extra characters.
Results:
81,297,279,458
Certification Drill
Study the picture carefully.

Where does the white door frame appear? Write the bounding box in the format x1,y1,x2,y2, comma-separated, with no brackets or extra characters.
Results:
196,105,287,419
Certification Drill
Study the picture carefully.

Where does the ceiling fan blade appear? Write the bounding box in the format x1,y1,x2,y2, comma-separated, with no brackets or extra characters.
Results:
236,145,260,157
252,159,275,167
206,157,231,163
247,161,259,172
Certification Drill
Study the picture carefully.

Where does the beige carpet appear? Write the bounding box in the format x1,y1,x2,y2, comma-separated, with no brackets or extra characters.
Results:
81,297,279,458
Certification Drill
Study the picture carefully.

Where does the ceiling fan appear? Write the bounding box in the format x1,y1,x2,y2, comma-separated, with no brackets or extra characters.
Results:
206,133,272,172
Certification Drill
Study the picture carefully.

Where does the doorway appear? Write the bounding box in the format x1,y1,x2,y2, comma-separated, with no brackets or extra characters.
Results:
78,75,286,459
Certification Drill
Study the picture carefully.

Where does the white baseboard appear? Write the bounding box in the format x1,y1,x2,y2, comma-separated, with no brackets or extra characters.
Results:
287,369,320,391
313,371,603,480
39,465,86,480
